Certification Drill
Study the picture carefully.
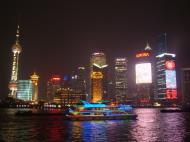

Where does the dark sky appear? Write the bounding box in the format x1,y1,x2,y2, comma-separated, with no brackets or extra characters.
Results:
1,0,190,98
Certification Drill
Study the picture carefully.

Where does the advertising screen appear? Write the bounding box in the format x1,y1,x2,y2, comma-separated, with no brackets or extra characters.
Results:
166,70,177,89
135,63,152,84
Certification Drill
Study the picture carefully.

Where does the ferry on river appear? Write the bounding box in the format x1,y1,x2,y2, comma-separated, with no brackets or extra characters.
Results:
15,101,137,120
66,101,137,121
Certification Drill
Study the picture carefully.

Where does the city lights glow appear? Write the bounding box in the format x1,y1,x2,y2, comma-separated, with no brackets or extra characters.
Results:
135,63,152,84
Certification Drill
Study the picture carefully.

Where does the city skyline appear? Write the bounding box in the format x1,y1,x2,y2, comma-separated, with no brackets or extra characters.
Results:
1,1,190,97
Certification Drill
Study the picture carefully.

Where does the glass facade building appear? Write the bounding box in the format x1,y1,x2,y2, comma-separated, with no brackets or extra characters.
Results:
17,80,32,101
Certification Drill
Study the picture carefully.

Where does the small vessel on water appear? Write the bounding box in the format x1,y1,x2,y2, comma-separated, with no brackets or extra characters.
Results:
160,108,183,113
66,101,137,121
160,106,190,113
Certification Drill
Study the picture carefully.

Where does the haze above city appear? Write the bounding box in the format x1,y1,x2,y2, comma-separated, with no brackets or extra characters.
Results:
1,0,190,97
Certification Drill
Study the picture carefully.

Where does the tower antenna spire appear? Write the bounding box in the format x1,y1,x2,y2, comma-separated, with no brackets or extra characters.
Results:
16,24,20,43
164,32,168,52
16,13,21,43
145,41,152,51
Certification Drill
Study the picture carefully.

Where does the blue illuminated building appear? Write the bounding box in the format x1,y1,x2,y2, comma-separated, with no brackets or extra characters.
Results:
17,80,33,101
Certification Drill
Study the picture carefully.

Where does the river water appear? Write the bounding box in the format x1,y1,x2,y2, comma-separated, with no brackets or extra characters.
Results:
0,108,189,142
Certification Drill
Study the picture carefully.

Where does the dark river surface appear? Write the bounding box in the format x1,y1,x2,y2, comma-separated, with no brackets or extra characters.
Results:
0,108,190,142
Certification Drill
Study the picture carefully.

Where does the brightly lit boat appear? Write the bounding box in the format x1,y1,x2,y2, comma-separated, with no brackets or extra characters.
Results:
65,101,137,121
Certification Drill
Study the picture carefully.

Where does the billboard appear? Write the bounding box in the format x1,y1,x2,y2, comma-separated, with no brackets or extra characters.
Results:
166,70,177,89
135,63,152,84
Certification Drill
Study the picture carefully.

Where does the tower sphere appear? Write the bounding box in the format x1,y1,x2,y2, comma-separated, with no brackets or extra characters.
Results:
12,42,22,53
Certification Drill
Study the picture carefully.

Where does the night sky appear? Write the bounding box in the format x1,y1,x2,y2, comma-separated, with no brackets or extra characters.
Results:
1,0,190,98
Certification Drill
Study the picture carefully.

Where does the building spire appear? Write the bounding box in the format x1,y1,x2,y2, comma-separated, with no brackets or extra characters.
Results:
164,32,168,52
145,41,152,51
16,24,20,43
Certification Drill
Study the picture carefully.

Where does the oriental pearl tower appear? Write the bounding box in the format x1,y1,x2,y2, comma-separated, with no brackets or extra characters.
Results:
8,25,22,98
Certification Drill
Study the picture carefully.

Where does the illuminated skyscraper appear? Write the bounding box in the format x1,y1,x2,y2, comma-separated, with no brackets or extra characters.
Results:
90,52,108,103
115,58,128,104
30,72,39,102
47,75,61,102
91,72,103,103
17,80,32,101
8,25,22,98
135,43,153,106
71,67,87,96
155,53,177,104
155,34,177,105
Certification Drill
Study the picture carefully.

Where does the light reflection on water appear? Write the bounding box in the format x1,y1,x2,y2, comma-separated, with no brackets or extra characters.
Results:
0,108,189,142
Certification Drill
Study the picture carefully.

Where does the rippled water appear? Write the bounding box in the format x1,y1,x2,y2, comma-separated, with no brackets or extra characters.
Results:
0,108,190,142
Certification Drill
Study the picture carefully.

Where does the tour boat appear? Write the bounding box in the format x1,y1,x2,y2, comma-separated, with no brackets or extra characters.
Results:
65,101,137,121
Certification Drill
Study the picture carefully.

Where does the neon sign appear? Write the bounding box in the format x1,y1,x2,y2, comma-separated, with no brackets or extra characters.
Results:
51,76,61,81
166,89,177,99
165,60,175,70
136,52,150,58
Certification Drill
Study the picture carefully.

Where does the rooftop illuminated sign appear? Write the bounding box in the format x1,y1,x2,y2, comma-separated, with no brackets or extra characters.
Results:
51,77,61,81
136,52,150,58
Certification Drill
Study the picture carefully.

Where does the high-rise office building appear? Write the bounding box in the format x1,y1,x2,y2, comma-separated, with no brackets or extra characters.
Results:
90,52,108,103
155,53,177,103
8,25,22,98
181,68,190,107
155,34,177,105
47,75,61,102
17,80,32,101
135,43,153,106
30,72,39,102
71,67,87,96
115,58,128,104
54,69,87,105
91,72,104,103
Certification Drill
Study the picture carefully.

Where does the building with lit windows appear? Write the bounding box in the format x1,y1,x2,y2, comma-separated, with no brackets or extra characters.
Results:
17,80,32,101
135,43,154,106
91,72,103,103
71,67,87,96
181,68,190,107
54,87,85,105
90,52,108,103
155,34,178,106
155,53,177,105
8,25,22,98
114,57,128,104
30,72,39,102
47,75,61,102
53,68,87,105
